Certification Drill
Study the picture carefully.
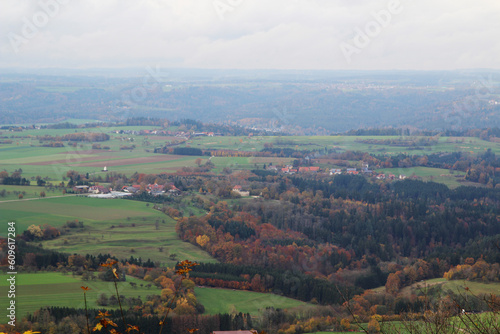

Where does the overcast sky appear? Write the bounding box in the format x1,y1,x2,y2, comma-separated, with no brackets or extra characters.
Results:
1,0,499,70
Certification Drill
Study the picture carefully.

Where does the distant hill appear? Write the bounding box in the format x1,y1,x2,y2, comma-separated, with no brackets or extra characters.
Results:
1,70,499,132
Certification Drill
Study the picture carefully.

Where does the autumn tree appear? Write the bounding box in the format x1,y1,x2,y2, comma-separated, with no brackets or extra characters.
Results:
340,318,351,331
196,234,210,248
68,254,87,268
27,224,43,239
385,272,401,295
367,316,381,333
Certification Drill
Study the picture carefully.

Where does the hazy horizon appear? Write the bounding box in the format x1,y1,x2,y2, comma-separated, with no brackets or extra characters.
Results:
1,0,499,71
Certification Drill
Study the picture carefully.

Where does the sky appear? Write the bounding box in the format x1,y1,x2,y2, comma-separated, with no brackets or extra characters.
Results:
0,0,499,71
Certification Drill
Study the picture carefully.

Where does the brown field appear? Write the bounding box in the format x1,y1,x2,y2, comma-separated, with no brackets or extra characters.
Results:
24,150,112,165
57,150,112,155
27,154,188,167
72,154,189,167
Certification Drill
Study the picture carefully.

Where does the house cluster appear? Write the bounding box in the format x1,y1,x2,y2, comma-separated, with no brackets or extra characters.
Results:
192,132,216,137
73,185,111,194
330,164,374,176
269,163,410,181
346,168,359,175
187,131,224,137
111,129,223,138
73,182,182,196
279,166,320,174
299,166,320,172
122,183,181,196
376,173,406,180
172,130,222,138
113,129,169,135
330,168,342,175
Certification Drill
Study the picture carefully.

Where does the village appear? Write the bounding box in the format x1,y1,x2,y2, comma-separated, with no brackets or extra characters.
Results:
271,163,408,180
72,179,182,198
69,161,410,200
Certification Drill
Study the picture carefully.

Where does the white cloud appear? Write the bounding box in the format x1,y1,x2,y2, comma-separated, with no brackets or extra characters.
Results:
0,0,498,70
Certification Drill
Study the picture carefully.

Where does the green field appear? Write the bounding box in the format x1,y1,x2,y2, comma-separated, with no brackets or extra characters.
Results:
0,272,314,324
401,278,500,297
1,196,158,232
2,127,497,183
0,196,216,266
0,272,162,322
194,287,308,315
0,184,67,201
187,134,500,156
378,166,467,188
371,277,500,299
0,141,204,180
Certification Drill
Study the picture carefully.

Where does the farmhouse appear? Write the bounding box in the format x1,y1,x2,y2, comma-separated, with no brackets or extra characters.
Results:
232,185,250,197
362,164,373,174
122,185,141,193
148,183,165,193
330,168,342,175
346,168,358,175
299,166,320,173
89,185,110,194
281,166,297,174
73,185,89,193
167,185,181,196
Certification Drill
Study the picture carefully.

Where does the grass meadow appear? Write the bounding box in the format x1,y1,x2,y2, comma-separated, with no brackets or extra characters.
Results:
0,272,162,323
372,277,500,300
378,166,467,188
194,287,308,315
0,272,310,324
0,184,67,200
0,141,203,180
400,278,500,297
1,127,497,182
0,196,216,266
188,134,500,156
